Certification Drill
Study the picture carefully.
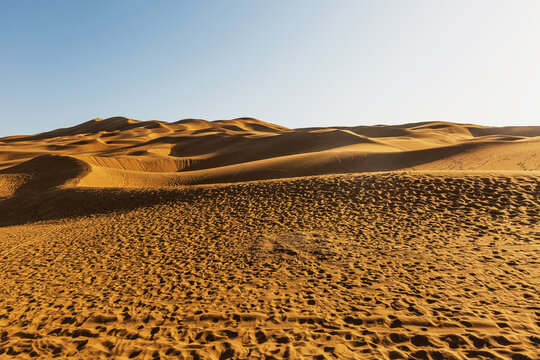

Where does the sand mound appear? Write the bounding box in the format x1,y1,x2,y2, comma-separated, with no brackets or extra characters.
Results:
0,155,89,195
1,118,538,189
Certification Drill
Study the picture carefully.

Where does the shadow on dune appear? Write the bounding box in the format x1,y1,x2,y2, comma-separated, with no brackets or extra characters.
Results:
0,187,188,228
174,141,496,185
0,154,90,196
0,136,534,228
0,143,478,228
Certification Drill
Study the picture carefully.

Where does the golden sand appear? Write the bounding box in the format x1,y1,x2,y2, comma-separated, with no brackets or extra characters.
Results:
0,118,538,359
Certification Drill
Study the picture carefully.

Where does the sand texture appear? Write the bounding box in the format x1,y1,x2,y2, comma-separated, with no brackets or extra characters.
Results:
0,118,539,359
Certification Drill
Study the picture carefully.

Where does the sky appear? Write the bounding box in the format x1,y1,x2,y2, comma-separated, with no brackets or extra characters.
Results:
1,0,539,136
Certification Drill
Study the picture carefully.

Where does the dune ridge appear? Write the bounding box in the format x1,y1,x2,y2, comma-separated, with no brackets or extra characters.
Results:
0,117,538,191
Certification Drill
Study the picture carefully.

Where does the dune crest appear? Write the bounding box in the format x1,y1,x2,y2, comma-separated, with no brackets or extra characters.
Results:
0,118,538,190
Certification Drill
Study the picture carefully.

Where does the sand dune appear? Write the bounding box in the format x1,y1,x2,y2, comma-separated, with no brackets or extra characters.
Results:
0,117,538,190
0,118,538,359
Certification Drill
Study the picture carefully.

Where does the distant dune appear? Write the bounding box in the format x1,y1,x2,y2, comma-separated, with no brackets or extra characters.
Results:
0,117,538,194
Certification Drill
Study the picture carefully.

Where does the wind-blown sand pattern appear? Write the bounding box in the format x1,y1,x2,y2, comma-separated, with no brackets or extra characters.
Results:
0,118,538,359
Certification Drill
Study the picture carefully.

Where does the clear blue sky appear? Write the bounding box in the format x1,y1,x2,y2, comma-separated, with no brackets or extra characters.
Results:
1,0,539,136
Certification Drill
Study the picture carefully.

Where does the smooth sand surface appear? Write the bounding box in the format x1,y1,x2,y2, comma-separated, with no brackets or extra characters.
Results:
0,118,538,359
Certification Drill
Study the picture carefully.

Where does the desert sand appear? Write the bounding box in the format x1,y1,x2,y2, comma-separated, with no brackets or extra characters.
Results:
0,117,538,359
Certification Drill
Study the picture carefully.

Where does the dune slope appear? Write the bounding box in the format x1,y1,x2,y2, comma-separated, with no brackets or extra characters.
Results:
1,117,538,189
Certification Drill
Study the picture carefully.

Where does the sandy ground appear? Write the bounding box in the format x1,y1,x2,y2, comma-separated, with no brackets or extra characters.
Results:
0,118,539,359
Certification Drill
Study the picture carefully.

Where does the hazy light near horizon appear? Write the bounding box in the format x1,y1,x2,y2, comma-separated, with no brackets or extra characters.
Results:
0,0,539,136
